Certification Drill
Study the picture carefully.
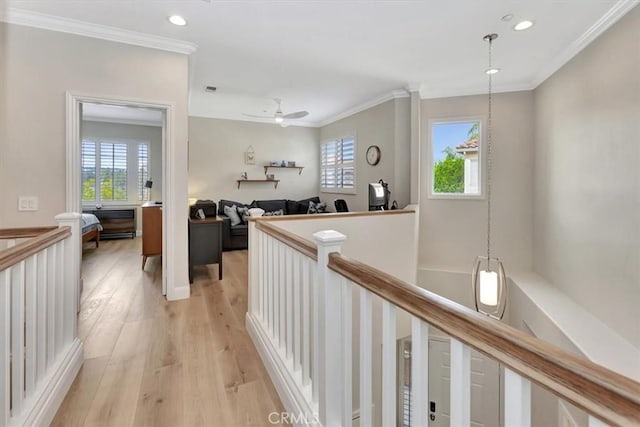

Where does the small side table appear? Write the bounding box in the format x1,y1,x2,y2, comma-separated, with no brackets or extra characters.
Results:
188,216,223,283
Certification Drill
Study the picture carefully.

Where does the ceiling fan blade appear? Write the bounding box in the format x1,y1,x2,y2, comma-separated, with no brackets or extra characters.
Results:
283,111,309,119
243,113,273,119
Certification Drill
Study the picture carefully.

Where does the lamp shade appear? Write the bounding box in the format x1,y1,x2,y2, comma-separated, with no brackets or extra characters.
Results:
472,256,507,319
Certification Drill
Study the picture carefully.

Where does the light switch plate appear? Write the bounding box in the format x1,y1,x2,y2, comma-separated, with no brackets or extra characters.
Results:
18,196,38,211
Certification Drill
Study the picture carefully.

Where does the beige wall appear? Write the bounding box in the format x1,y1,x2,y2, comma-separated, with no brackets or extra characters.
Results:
0,23,190,298
188,117,320,205
319,98,411,212
533,6,640,348
419,91,535,275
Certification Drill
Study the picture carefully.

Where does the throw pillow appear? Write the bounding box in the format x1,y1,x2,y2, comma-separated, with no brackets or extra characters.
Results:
264,209,285,216
248,208,265,217
307,201,327,214
237,206,250,223
224,204,242,226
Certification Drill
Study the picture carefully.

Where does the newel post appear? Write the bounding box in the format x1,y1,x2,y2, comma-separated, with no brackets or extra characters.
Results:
55,212,81,337
313,230,347,427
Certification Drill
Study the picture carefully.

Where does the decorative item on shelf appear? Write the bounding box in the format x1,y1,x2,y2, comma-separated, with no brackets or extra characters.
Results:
244,146,255,165
240,172,248,180
270,161,280,166
287,161,296,167
266,174,275,180
280,160,286,167
471,32,507,320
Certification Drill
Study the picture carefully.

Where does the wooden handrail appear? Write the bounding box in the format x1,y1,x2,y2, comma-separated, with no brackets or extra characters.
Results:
328,252,640,427
0,227,71,271
255,221,318,261
0,226,57,240
247,209,414,222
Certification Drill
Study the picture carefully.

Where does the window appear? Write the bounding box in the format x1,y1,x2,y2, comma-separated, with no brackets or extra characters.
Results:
320,136,356,193
429,120,482,198
82,138,150,204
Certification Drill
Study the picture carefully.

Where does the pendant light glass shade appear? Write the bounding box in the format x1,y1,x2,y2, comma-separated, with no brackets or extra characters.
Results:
472,256,506,319
472,33,507,320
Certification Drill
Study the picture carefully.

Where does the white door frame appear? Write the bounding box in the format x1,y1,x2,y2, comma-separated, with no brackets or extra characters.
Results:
66,91,178,297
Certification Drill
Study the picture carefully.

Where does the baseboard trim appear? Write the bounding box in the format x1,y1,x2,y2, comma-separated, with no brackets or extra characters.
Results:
13,338,84,427
246,313,318,427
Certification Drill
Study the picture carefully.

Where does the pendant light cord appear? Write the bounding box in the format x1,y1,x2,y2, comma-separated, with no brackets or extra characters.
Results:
485,34,496,266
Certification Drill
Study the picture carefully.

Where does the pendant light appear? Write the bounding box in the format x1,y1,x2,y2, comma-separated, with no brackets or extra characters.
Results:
472,33,507,320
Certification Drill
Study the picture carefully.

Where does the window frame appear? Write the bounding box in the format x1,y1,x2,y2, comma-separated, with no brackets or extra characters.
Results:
81,137,151,207
427,117,485,200
320,135,357,195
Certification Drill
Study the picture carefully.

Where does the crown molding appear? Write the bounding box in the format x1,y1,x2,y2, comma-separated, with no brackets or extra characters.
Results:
318,89,410,127
420,81,536,100
530,0,638,88
1,7,198,55
83,116,163,128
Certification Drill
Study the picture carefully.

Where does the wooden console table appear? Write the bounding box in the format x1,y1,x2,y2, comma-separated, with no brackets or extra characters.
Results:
189,216,222,283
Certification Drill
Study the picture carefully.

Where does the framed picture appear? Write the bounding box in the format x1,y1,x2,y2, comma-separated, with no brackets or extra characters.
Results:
244,147,255,165
287,161,296,167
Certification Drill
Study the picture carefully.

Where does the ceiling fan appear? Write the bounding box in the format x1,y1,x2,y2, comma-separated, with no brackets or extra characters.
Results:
244,98,309,126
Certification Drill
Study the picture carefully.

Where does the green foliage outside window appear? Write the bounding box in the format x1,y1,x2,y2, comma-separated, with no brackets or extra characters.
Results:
433,147,464,193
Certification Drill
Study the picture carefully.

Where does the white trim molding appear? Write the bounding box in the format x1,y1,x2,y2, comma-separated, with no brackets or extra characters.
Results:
1,7,198,55
531,0,639,88
66,91,188,301
318,90,410,127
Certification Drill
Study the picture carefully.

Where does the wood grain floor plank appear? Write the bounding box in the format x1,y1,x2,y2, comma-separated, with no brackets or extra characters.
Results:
52,239,285,426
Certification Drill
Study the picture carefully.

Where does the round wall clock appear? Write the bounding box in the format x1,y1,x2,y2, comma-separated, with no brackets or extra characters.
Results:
366,145,381,166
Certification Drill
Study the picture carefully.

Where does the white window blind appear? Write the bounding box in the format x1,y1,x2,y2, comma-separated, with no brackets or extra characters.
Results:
138,143,150,201
321,136,356,193
100,142,128,201
81,138,150,204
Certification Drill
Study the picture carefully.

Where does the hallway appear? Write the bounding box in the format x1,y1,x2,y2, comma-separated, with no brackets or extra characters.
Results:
52,238,284,426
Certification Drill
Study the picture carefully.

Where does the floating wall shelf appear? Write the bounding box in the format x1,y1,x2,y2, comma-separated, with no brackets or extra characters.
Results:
237,179,280,189
264,165,304,175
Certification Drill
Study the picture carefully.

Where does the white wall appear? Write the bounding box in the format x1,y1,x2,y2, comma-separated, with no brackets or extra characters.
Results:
533,5,640,348
319,98,411,212
81,120,163,233
188,116,320,205
0,23,190,298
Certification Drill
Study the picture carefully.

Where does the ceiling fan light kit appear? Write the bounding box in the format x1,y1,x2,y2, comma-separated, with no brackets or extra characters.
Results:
243,98,309,126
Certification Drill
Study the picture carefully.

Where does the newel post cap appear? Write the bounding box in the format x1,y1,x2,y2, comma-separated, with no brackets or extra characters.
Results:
312,230,346,245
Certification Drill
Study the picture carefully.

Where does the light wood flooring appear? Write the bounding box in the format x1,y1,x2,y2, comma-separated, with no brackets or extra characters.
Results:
52,238,285,426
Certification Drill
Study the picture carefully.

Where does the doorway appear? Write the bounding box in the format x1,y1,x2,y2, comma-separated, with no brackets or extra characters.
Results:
66,93,175,296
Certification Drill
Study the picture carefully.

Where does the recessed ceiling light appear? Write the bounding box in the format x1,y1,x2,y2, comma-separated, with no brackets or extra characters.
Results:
485,68,500,75
501,14,514,22
514,20,534,31
168,15,187,26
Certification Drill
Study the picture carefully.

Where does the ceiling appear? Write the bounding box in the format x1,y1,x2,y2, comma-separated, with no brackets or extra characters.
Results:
4,0,633,127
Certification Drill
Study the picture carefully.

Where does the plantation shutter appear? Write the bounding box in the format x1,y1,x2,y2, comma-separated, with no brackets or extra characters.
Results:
138,143,150,201
100,142,128,201
81,141,97,201
321,137,355,192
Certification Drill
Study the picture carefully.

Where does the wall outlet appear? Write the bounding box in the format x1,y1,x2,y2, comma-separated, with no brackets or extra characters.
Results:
18,196,39,211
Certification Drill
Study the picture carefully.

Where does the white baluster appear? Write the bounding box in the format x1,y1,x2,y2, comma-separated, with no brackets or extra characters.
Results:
293,251,301,371
46,244,57,366
341,278,352,427
286,248,293,360
259,232,265,321
0,269,10,425
11,260,26,414
450,338,471,426
359,288,373,427
267,236,274,333
313,229,346,426
382,300,397,426
505,368,531,427
411,318,429,427
279,242,285,350
25,255,38,395
302,256,311,387
36,250,47,380
55,241,65,352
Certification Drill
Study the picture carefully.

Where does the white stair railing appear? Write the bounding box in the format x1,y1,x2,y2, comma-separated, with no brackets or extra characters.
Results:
247,218,640,427
0,213,83,427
